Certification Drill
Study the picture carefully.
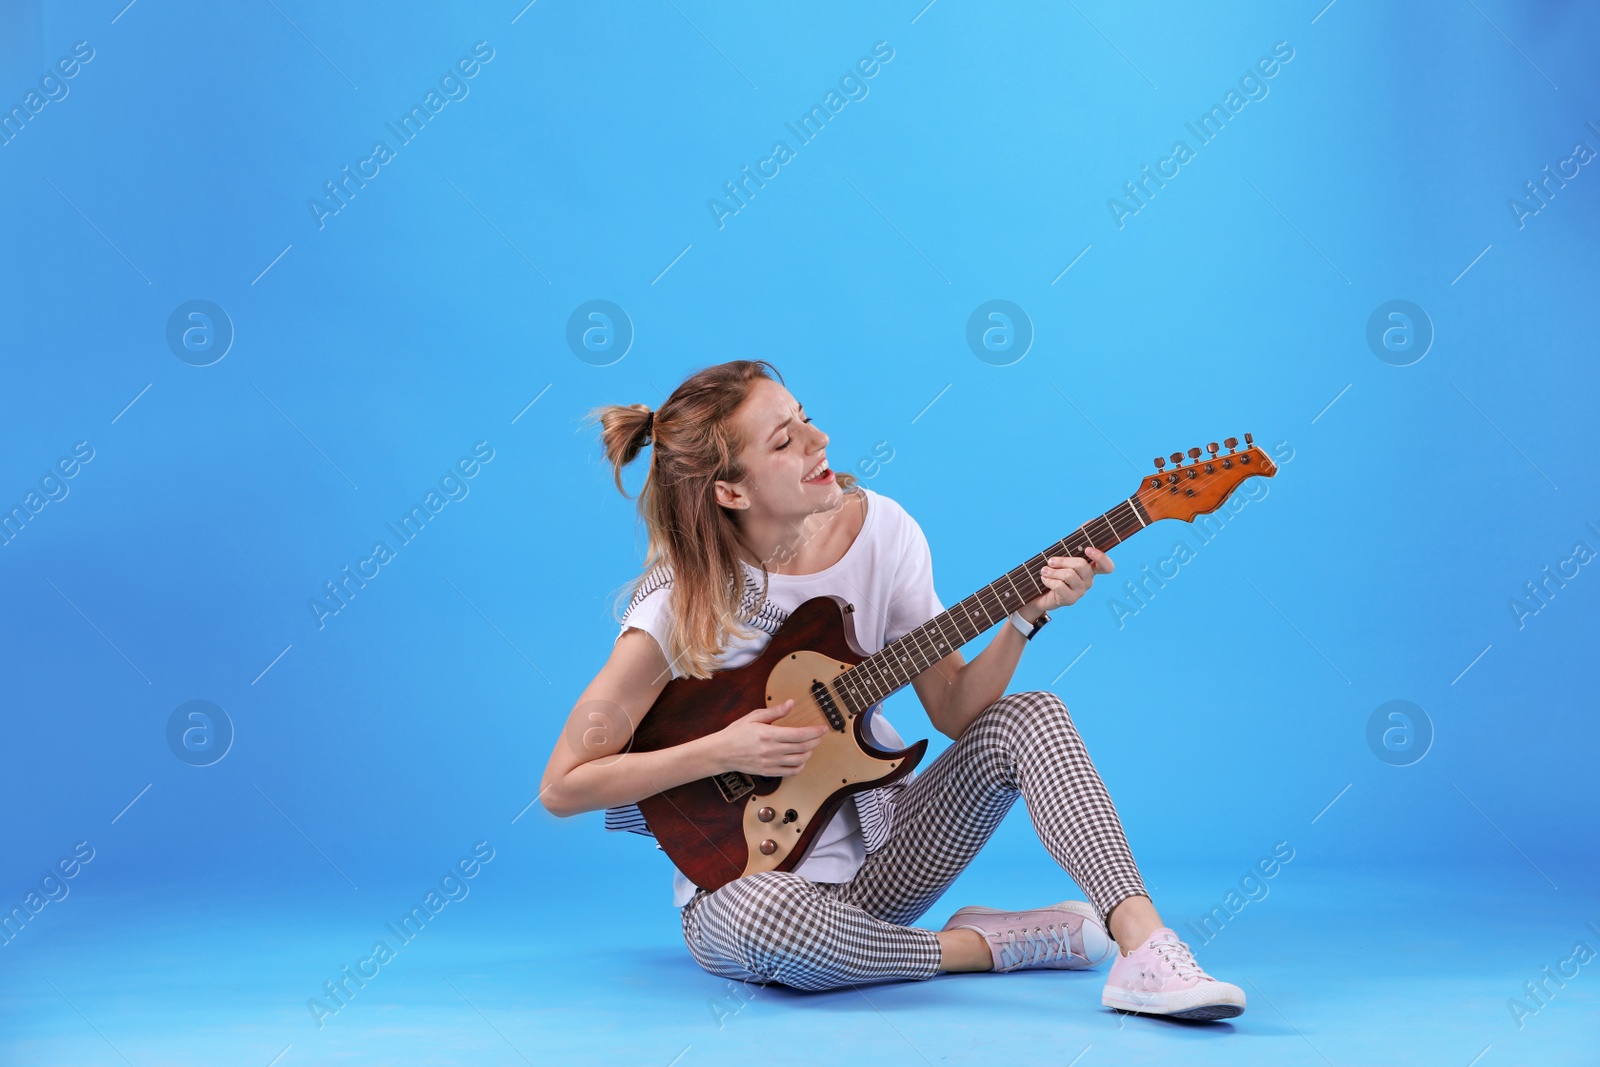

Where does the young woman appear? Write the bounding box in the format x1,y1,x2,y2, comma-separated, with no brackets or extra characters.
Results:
541,360,1245,1021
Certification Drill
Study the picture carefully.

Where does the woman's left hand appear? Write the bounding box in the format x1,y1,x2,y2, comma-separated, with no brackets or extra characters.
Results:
1027,546,1114,613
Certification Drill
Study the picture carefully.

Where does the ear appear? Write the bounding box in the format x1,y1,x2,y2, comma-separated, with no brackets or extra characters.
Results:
713,478,748,511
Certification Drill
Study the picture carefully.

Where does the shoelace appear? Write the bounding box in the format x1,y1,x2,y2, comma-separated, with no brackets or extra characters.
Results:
997,923,1080,970
1150,935,1208,982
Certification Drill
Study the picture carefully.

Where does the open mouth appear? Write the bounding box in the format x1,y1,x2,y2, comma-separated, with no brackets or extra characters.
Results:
802,458,834,485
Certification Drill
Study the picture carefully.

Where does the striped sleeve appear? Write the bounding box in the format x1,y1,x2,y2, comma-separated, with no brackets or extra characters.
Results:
604,803,657,838
606,566,674,838
853,786,896,852
616,564,680,679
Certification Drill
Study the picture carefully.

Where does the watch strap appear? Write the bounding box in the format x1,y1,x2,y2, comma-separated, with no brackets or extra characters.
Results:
1008,610,1050,641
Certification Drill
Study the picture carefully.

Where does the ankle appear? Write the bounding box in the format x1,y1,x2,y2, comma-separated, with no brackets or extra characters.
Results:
936,927,994,973
1115,921,1160,955
1106,895,1162,954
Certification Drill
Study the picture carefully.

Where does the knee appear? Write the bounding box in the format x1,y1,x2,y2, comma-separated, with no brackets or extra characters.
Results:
970,691,1081,755
711,873,817,966
1023,690,1071,718
985,690,1076,730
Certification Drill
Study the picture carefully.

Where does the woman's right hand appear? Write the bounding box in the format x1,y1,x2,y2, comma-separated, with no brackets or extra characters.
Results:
711,699,828,777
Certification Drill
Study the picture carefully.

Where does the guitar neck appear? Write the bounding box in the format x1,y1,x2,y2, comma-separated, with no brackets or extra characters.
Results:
833,496,1154,715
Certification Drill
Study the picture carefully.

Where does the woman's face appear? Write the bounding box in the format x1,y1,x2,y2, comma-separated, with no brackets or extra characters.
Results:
716,378,840,519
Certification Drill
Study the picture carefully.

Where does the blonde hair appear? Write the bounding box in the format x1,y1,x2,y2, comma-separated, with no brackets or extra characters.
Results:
590,360,858,679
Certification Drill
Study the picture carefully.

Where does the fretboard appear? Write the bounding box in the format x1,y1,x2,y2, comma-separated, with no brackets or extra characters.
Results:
833,496,1153,715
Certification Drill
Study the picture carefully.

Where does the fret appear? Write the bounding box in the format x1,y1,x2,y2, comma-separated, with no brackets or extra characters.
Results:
870,652,896,694
1082,516,1102,550
862,653,891,696
893,636,925,680
874,659,898,694
965,601,987,637
909,633,931,671
872,656,898,693
879,654,900,691
893,634,919,680
1091,512,1116,549
1116,506,1134,539
1007,564,1038,605
1026,562,1047,599
951,604,977,642
910,624,935,664
832,681,857,723
837,676,861,717
941,614,963,646
906,633,928,672
840,668,861,707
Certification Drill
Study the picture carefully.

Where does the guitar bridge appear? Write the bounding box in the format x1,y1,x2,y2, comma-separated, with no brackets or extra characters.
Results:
712,770,755,802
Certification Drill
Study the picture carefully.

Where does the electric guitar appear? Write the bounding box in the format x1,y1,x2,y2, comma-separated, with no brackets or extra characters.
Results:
631,435,1277,891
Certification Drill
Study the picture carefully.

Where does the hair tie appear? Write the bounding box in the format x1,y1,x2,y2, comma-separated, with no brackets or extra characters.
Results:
642,408,655,443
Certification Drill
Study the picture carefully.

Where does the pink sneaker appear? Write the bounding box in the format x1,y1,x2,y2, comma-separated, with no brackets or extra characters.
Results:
942,901,1114,973
1102,927,1246,1020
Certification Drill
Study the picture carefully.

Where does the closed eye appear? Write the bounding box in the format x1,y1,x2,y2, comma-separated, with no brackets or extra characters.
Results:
776,413,812,450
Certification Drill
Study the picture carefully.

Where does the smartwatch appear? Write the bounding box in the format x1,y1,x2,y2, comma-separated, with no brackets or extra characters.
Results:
1008,610,1051,641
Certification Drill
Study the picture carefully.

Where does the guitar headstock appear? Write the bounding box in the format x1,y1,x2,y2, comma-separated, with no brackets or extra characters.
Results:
1135,435,1277,523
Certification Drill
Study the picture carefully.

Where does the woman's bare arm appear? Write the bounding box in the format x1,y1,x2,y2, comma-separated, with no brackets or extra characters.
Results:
911,548,1115,739
910,634,1026,741
539,628,826,818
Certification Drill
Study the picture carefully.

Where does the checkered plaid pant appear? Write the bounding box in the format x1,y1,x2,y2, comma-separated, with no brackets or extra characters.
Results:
680,690,1148,991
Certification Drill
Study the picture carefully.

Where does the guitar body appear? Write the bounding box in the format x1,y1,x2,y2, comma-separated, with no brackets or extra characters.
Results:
630,595,928,893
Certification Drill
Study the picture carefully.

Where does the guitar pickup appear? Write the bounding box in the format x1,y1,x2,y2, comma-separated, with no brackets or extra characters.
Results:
811,680,846,731
713,771,755,802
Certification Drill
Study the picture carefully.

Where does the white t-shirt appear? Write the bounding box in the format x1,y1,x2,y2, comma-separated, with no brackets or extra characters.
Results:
608,487,945,906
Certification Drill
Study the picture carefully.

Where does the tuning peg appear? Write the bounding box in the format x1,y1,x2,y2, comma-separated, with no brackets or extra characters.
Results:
1154,456,1166,471
1170,452,1184,467
1244,432,1254,447
1187,447,1202,462
1224,437,1238,452
1207,442,1219,457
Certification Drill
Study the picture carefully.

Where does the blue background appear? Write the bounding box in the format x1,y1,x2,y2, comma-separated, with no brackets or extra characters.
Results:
2,0,1596,1063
